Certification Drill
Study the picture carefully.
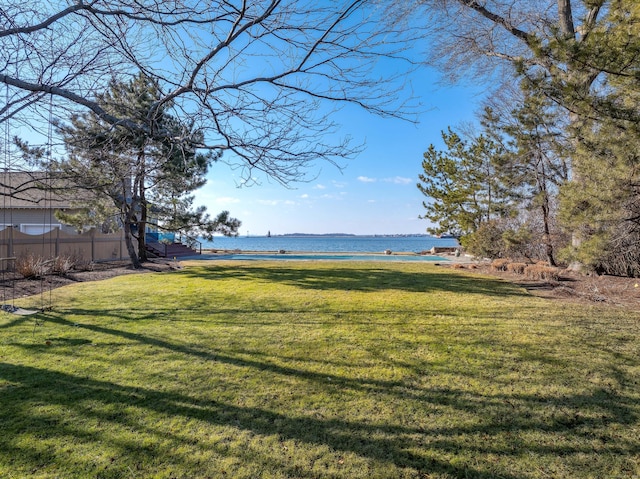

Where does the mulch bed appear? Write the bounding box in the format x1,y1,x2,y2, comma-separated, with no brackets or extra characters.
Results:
0,259,178,302
452,263,640,311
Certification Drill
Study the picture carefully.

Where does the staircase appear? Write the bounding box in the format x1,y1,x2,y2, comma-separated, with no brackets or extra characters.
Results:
146,241,200,258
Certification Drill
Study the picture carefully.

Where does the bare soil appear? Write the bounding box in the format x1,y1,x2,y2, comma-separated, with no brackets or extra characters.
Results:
2,258,639,312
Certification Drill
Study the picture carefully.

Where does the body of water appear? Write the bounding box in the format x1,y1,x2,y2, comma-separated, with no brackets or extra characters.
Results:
201,235,459,253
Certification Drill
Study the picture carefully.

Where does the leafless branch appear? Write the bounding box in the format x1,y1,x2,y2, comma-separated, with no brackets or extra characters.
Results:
0,0,418,183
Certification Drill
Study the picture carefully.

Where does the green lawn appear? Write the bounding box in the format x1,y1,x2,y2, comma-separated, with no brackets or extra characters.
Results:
1,261,639,478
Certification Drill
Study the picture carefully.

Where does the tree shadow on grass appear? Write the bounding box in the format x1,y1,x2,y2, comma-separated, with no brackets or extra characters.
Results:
177,263,530,297
3,263,639,476
2,360,638,479
0,363,640,479
0,314,33,329
3,313,639,477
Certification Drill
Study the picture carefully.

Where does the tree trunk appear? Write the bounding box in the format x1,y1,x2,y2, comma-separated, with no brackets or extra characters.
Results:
137,193,148,262
137,218,147,261
137,151,148,262
567,111,586,272
122,178,142,269
537,162,557,267
557,0,575,38
541,205,557,267
124,221,141,269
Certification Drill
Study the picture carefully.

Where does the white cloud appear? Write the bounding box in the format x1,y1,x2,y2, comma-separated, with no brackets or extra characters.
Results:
300,194,309,199
256,199,299,207
332,180,347,188
215,196,241,204
314,184,327,190
257,199,280,206
357,176,377,183
383,176,413,185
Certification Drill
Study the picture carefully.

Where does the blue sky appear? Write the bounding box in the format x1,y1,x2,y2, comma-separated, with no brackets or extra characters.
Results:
12,50,485,238
196,71,484,236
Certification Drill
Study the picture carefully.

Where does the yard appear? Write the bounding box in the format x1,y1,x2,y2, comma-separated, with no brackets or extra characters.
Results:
1,260,639,478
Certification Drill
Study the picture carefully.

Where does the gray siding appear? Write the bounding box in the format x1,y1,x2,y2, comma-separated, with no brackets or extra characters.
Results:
0,208,77,234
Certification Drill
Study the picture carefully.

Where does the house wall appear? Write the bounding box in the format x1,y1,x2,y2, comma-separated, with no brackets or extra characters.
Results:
0,208,76,234
0,228,133,263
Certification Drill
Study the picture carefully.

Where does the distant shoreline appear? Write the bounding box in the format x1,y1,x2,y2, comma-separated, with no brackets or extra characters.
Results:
197,248,473,263
223,233,438,238
202,234,459,255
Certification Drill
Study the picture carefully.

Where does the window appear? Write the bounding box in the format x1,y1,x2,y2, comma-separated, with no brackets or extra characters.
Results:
19,224,61,235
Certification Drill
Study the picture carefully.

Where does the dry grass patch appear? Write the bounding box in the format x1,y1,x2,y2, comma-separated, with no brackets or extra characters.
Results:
506,262,528,274
490,258,510,271
524,263,561,281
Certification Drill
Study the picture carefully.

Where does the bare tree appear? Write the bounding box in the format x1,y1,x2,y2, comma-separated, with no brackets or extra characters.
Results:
389,0,640,137
388,0,638,268
387,0,616,112
1,0,416,183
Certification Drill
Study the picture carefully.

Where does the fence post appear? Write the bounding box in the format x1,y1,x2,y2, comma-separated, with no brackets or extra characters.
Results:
8,225,13,258
91,229,96,262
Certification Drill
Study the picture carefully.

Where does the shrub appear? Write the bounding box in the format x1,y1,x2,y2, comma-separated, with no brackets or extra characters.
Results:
460,221,504,259
507,262,527,274
15,252,89,278
50,255,76,275
15,254,47,279
524,264,561,281
75,259,94,272
559,227,640,277
491,259,509,271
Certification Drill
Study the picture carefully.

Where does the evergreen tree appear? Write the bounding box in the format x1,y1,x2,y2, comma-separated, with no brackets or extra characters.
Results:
417,128,514,240
54,197,121,234
390,0,638,270
560,117,640,275
50,73,240,268
556,0,640,274
482,94,570,265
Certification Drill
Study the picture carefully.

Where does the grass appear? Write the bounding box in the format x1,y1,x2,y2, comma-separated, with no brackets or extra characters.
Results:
0,260,639,478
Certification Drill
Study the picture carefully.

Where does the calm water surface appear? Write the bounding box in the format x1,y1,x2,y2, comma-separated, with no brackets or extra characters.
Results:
202,235,458,253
